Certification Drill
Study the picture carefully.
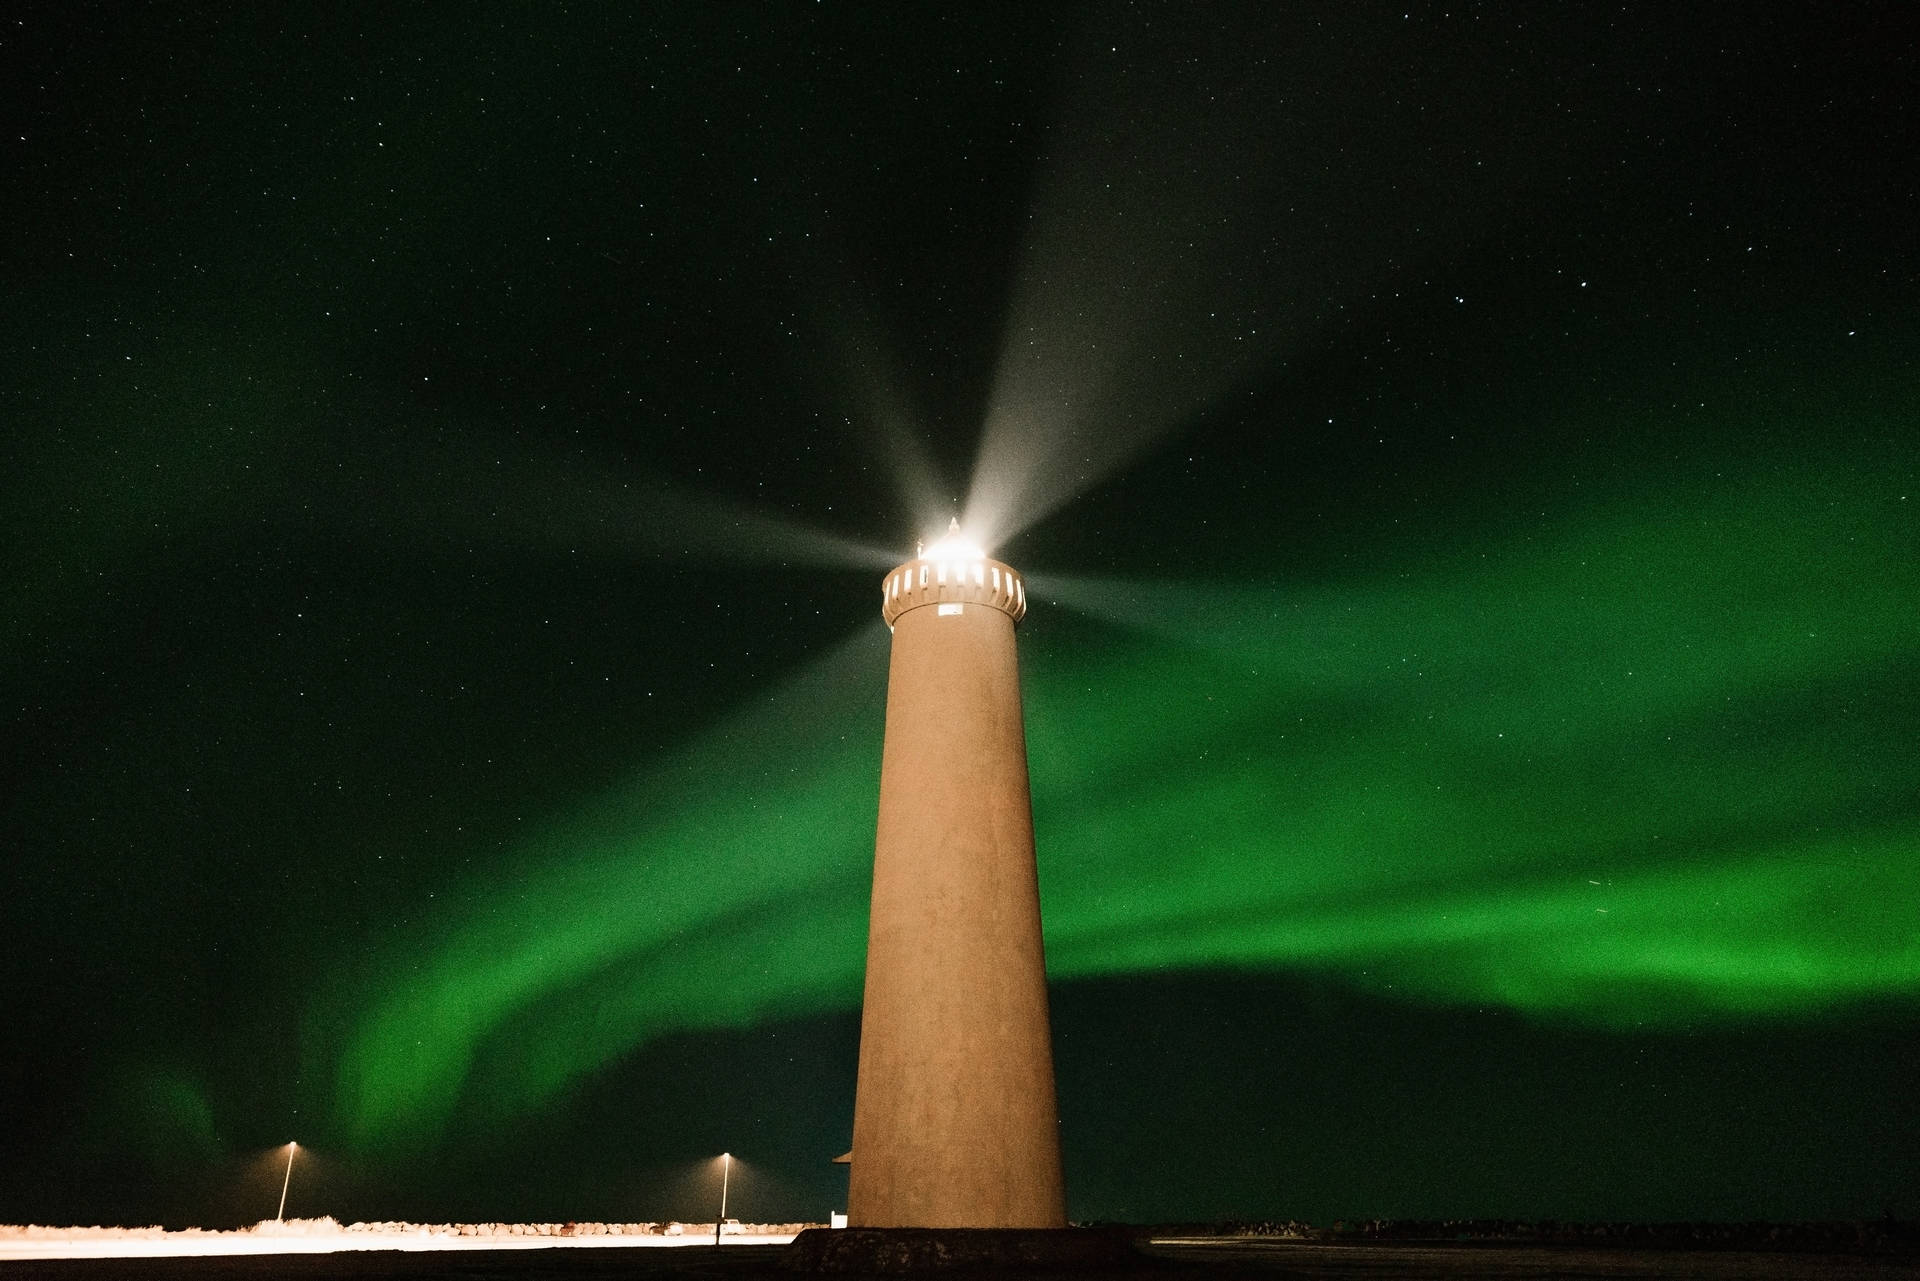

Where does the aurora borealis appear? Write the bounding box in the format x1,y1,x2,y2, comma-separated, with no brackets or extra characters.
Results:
5,0,1916,1232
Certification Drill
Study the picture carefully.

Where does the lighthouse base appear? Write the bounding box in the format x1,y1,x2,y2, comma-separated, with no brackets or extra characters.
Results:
783,1227,1142,1273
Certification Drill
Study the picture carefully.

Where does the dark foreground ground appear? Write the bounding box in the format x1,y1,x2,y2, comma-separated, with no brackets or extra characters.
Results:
5,1236,1919,1281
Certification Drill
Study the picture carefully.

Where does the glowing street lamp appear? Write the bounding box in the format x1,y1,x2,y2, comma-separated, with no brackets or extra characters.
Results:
713,1152,731,1245
275,1142,298,1222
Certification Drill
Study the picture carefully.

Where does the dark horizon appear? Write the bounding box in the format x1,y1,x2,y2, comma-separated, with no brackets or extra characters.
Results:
4,0,1915,1231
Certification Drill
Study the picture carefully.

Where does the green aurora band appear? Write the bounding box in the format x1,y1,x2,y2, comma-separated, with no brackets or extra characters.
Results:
324,456,1917,1153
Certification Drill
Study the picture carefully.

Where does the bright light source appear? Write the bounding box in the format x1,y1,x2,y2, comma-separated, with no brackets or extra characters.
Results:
921,517,986,563
924,538,985,561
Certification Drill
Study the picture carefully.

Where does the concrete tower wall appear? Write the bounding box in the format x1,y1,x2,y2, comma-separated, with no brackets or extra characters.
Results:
848,555,1065,1228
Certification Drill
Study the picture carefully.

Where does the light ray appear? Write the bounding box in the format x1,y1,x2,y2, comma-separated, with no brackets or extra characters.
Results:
964,3,1601,548
308,427,896,572
807,277,950,522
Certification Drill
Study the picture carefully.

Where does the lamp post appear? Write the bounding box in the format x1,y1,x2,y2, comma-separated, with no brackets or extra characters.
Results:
713,1152,731,1245
276,1142,298,1222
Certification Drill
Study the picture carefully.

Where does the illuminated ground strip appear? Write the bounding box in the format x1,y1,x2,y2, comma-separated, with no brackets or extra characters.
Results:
0,1227,798,1260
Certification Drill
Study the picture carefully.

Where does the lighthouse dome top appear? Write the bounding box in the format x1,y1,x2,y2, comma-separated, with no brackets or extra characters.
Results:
919,517,986,563
882,519,1025,627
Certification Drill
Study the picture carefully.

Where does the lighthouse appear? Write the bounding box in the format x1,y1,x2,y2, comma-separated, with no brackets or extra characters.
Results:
846,520,1066,1228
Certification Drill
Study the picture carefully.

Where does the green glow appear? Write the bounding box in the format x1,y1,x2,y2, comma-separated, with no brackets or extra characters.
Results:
327,625,889,1150
1029,466,1917,1026
326,459,1916,1151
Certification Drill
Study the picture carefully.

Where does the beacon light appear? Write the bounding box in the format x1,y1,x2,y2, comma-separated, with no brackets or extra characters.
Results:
918,517,986,564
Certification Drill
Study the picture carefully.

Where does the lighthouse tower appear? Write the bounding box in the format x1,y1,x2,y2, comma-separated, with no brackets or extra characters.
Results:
847,521,1066,1228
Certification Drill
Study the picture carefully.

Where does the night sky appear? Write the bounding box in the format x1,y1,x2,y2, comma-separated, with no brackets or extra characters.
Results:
5,1,1916,1231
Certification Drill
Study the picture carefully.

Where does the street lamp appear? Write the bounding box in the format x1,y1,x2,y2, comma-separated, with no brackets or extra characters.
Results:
276,1142,298,1222
713,1152,731,1245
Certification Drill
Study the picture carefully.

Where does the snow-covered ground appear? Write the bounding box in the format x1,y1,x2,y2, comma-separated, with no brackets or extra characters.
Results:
0,1219,804,1260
